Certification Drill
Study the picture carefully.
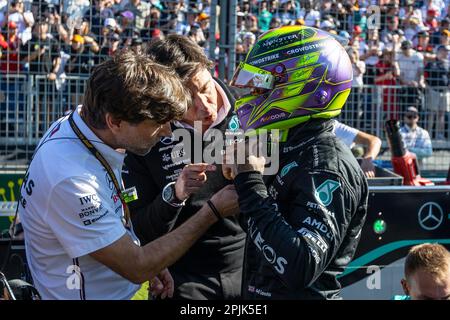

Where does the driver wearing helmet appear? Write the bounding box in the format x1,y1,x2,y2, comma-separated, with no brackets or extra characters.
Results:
225,25,369,299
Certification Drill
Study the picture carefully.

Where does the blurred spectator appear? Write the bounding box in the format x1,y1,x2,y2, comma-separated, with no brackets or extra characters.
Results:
187,22,206,47
415,30,435,63
424,7,440,32
399,0,424,24
299,0,320,27
347,46,365,128
123,0,151,37
0,21,22,73
430,17,449,45
245,14,259,36
375,48,400,120
22,19,61,79
397,40,426,110
65,34,96,75
424,44,450,139
360,29,384,85
400,106,433,161
440,28,450,46
258,1,273,32
395,243,450,300
8,0,34,45
381,16,400,45
277,0,300,25
269,16,282,29
236,31,255,63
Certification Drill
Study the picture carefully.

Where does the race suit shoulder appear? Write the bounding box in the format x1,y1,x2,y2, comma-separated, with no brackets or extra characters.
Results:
234,119,368,300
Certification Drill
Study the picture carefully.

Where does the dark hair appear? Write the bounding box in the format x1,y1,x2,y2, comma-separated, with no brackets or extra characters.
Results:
145,34,215,83
82,49,188,129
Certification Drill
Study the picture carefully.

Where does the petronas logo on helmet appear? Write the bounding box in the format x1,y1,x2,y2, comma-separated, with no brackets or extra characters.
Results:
228,115,240,132
315,180,340,207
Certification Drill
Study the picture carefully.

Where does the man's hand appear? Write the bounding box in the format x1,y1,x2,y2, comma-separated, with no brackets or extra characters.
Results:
360,157,376,178
175,163,216,201
209,185,239,218
222,139,265,180
47,72,57,81
149,268,174,299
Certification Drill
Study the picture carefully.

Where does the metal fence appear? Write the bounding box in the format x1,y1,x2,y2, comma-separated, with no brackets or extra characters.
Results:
1,73,449,172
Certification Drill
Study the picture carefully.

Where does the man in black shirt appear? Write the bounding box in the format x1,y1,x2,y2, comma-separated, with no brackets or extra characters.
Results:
424,44,450,139
123,35,245,300
22,20,61,83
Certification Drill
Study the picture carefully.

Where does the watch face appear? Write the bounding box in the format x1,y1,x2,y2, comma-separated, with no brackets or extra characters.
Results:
163,184,173,202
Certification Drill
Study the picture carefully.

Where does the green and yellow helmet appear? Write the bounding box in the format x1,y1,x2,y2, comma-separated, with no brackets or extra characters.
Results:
230,25,353,140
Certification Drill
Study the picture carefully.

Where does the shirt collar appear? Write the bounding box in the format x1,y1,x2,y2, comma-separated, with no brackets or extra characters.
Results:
73,105,126,170
173,79,231,132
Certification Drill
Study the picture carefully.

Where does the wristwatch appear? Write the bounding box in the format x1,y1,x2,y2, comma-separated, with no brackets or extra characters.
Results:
162,182,186,208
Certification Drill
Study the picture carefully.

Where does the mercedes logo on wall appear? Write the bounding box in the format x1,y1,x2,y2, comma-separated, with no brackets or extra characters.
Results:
417,202,444,231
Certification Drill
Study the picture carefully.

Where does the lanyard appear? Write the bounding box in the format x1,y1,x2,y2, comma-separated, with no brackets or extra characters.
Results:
68,110,132,226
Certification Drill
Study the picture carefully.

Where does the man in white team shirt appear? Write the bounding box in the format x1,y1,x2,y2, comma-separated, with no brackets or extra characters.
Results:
333,120,382,178
18,50,238,300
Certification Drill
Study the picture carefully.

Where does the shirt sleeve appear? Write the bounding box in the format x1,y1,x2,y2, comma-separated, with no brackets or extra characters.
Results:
333,121,359,148
44,176,127,259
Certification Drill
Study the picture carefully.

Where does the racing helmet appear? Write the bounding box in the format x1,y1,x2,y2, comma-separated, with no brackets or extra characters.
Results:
230,25,353,140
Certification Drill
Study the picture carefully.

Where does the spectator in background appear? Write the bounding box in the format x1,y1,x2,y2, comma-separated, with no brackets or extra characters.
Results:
424,44,450,139
397,40,426,110
269,16,282,29
277,0,300,25
400,106,433,163
360,29,384,86
440,29,450,46
394,243,450,300
257,1,272,32
403,17,422,42
347,46,365,128
8,0,34,45
424,7,440,32
236,31,256,64
245,14,259,36
22,19,61,81
430,17,449,45
375,48,400,120
381,16,399,45
415,30,435,63
399,0,423,25
299,0,320,27
123,0,151,38
0,21,22,73
333,120,382,178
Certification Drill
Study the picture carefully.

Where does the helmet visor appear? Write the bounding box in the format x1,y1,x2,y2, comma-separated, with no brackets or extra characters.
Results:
230,62,275,91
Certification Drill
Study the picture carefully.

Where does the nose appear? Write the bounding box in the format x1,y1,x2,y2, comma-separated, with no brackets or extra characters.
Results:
158,122,172,138
195,94,211,113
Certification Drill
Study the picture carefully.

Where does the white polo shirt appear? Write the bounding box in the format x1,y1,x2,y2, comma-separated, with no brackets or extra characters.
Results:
333,120,359,149
19,106,140,300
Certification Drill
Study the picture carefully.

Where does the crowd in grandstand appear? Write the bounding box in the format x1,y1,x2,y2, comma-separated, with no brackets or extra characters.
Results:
0,0,449,138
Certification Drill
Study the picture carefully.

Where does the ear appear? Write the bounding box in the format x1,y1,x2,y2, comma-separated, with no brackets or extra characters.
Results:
401,278,410,295
105,113,122,133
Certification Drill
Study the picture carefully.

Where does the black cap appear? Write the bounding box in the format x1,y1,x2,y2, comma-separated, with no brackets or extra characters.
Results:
417,30,429,37
437,44,450,51
401,40,412,49
131,36,143,45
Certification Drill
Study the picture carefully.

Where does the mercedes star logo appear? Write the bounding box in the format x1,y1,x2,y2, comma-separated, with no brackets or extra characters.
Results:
418,202,444,231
